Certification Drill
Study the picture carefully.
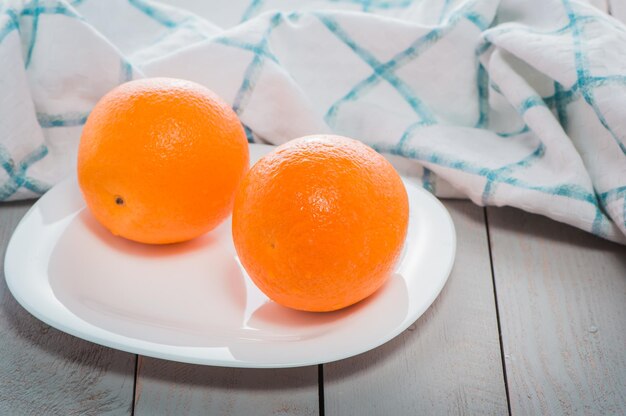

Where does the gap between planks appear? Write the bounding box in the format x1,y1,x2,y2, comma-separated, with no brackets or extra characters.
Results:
483,207,513,416
318,364,325,416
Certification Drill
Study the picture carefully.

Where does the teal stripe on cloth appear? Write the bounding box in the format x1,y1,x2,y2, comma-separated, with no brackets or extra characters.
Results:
599,186,626,205
119,59,134,82
396,120,435,150
1,2,81,45
241,0,265,22
0,144,50,200
319,1,490,128
562,0,626,154
0,11,20,43
318,13,439,125
384,136,598,206
381,131,613,237
496,125,530,138
20,2,82,18
328,0,413,11
599,186,626,228
480,142,545,204
24,0,40,68
517,96,547,114
231,13,284,115
128,0,179,28
475,63,489,128
243,124,255,143
215,37,279,63
553,81,568,128
422,168,435,193
37,112,89,128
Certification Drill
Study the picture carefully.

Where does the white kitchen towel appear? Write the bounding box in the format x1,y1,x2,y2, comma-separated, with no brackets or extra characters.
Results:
1,0,625,243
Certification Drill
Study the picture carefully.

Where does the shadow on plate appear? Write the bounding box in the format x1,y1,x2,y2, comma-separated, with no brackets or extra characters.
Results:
228,274,409,364
48,210,246,347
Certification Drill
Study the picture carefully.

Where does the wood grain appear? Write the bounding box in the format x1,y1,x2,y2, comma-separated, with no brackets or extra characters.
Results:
487,206,626,416
0,201,136,416
323,201,509,415
134,356,318,415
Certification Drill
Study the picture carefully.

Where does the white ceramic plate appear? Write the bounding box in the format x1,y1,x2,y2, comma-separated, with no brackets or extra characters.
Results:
4,144,455,368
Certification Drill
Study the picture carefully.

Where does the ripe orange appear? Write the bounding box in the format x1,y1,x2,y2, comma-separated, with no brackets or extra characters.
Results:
77,78,249,244
232,135,409,312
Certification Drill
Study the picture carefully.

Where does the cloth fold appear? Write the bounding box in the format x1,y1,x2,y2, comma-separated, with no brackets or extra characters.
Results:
1,0,625,243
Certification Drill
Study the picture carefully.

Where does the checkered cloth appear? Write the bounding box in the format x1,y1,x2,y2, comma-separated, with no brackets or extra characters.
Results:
1,0,625,243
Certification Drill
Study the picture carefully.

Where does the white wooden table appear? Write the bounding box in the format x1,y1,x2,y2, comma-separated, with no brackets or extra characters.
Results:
1,199,624,415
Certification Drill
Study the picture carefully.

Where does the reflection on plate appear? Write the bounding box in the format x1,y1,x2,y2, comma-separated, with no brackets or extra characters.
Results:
4,144,455,368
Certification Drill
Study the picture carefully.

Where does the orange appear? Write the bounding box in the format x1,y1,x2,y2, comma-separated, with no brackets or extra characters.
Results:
232,135,409,312
77,78,249,244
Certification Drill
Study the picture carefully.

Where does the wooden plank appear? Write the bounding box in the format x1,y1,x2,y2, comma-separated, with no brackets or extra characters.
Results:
134,356,318,415
324,201,509,415
487,206,626,416
0,201,136,415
